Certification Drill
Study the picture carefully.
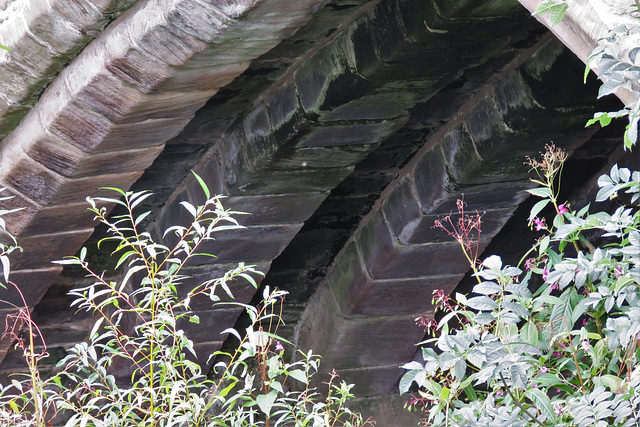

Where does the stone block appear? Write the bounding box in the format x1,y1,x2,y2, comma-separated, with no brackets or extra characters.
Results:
404,207,516,245
327,364,406,397
325,242,371,316
319,92,415,121
297,120,403,147
20,120,165,177
231,166,354,195
381,177,423,241
294,33,364,116
464,96,502,146
154,61,251,92
34,91,192,153
190,341,224,372
0,267,62,308
354,211,395,278
8,229,94,270
429,181,532,214
344,274,460,317
265,80,299,133
411,146,450,213
189,223,303,264
0,150,143,205
269,144,376,170
222,193,328,226
368,239,490,281
298,289,423,369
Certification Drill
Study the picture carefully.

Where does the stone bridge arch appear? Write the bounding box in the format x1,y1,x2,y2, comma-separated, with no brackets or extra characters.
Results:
0,0,637,421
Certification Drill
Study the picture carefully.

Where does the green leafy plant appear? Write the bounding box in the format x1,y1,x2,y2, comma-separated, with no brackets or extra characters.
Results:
401,143,640,425
0,178,370,426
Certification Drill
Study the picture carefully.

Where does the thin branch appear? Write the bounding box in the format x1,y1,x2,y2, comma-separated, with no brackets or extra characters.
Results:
499,372,545,427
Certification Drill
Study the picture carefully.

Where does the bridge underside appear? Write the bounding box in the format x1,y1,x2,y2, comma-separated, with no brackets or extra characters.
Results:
0,0,637,420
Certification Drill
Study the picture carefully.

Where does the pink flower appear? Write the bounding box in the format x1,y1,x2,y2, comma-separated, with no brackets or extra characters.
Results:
552,352,561,358
538,367,550,375
550,282,559,291
614,266,623,279
525,258,536,271
582,318,589,326
542,268,549,281
534,217,546,231
581,341,591,352
275,341,284,353
558,204,568,216
554,403,563,416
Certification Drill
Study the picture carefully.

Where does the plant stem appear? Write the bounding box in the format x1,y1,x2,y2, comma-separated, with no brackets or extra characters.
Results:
499,372,545,427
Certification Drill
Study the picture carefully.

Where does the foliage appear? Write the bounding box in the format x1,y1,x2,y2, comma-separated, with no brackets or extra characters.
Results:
534,0,640,149
401,142,640,425
0,178,370,426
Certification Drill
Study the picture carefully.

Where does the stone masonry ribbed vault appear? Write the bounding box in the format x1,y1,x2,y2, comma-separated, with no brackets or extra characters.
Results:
0,0,638,422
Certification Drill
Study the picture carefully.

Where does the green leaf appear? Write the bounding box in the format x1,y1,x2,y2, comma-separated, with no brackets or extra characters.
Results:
399,370,419,394
256,390,278,417
539,235,550,255
527,187,552,198
529,199,550,222
288,369,307,384
521,321,539,346
192,171,211,200
466,296,497,311
189,315,200,324
525,389,555,421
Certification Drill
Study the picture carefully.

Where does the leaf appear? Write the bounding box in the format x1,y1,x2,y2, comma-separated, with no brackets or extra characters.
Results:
288,369,307,384
192,171,211,200
466,296,497,311
527,187,552,198
526,388,555,420
256,390,278,417
399,369,419,394
529,199,550,222
180,201,198,218
473,281,501,296
0,255,9,282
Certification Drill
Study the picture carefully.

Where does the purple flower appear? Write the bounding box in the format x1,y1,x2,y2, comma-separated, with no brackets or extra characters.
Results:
558,204,568,216
550,282,559,292
538,367,550,375
614,266,623,279
554,403,563,416
552,351,561,358
275,341,284,353
542,268,549,281
582,318,589,326
581,341,591,352
534,217,546,231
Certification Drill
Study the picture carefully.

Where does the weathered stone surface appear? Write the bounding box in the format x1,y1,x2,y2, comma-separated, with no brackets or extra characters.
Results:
405,207,516,245
0,0,137,138
8,229,94,270
381,177,423,241
296,288,422,369
328,364,407,397
190,224,303,264
297,120,405,148
0,150,144,205
0,267,63,308
222,193,328,226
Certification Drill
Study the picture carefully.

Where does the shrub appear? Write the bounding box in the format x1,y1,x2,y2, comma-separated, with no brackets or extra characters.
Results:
0,177,371,426
400,145,640,425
